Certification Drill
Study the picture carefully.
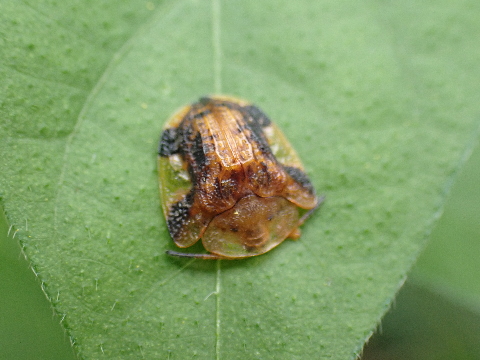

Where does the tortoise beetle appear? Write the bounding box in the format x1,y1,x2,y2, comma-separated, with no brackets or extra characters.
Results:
158,96,323,259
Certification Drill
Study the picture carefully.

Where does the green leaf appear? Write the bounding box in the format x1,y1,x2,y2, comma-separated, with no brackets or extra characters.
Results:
1,0,480,359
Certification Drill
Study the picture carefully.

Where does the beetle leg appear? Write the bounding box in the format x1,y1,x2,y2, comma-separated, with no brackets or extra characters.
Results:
288,228,301,240
298,195,325,226
165,250,230,260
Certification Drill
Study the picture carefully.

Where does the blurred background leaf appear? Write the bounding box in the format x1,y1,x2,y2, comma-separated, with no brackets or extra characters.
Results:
0,212,76,360
362,142,480,360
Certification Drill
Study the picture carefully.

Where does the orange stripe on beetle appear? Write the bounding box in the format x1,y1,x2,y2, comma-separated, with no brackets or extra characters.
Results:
158,96,323,259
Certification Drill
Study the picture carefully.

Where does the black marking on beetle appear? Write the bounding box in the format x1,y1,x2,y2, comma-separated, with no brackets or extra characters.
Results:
284,166,315,193
243,105,272,127
212,99,243,111
192,109,212,119
183,129,208,184
199,96,212,105
213,177,224,198
247,121,272,155
192,132,207,169
239,106,273,155
167,191,194,240
159,128,180,157
181,118,195,142
219,176,239,200
246,160,270,187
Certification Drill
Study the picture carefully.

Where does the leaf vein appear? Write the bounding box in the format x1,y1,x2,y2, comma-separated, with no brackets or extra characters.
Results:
212,0,222,358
